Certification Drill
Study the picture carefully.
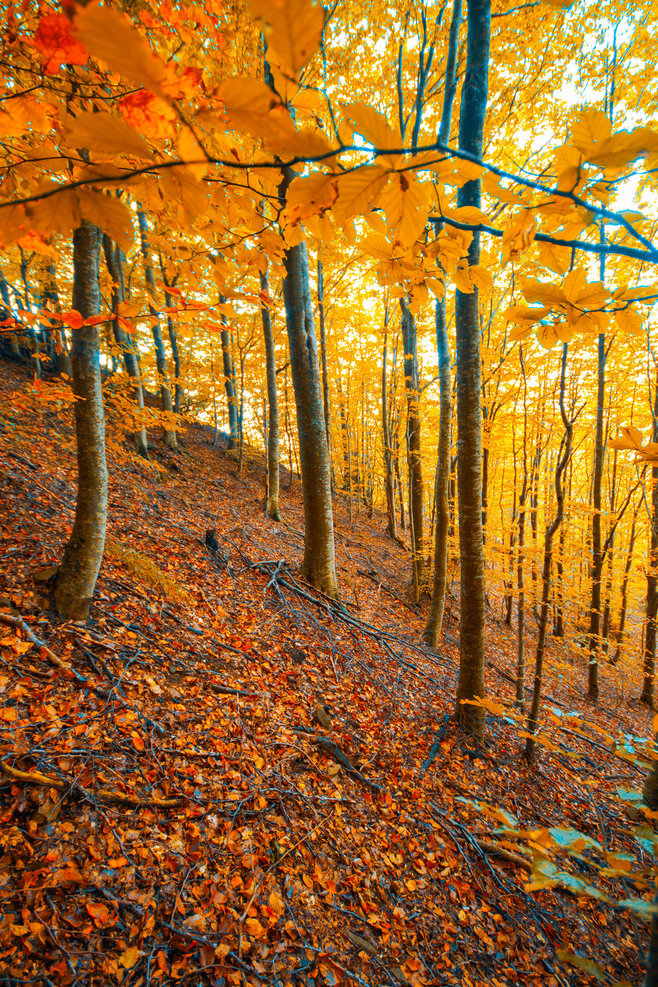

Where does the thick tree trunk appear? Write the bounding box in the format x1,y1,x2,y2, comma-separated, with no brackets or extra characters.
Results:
55,223,108,621
424,295,452,645
317,256,332,467
400,298,426,601
102,236,148,457
282,227,338,597
454,0,491,738
137,209,178,451
260,267,280,520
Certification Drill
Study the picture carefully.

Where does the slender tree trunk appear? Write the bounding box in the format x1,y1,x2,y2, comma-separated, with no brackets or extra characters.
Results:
102,236,148,457
613,506,639,664
382,326,398,541
55,223,108,621
400,298,426,601
643,418,658,708
218,297,239,450
260,266,280,520
424,296,452,645
137,209,178,451
281,199,338,597
159,257,183,414
454,0,491,738
588,240,607,700
525,345,572,762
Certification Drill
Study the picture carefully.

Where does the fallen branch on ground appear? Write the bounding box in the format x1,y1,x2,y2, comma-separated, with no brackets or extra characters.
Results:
0,760,183,808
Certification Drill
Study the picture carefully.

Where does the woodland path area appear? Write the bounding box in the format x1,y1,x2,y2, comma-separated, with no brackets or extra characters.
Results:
0,359,653,987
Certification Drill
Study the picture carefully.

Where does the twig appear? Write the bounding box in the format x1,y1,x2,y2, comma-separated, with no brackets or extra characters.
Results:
0,760,183,808
0,611,75,677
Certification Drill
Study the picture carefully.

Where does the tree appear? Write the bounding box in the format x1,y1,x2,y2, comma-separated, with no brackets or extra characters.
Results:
55,222,108,621
454,0,491,738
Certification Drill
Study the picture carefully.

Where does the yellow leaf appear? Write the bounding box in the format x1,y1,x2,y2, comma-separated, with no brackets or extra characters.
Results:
609,426,644,451
64,112,153,160
614,305,643,335
177,128,208,182
342,103,401,151
119,946,141,969
26,186,81,237
77,190,133,251
267,127,335,161
379,172,431,246
506,304,550,323
285,173,337,223
571,109,612,153
74,4,166,94
246,0,324,76
333,166,388,224
219,77,283,134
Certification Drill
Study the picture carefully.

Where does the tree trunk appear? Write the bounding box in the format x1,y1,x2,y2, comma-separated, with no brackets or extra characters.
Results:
525,345,572,762
612,505,639,664
588,281,607,700
102,236,148,457
218,297,239,450
382,327,398,541
260,266,280,520
282,213,338,597
424,295,452,645
400,298,426,601
454,0,491,738
643,437,658,708
317,255,332,472
55,222,108,621
137,209,178,451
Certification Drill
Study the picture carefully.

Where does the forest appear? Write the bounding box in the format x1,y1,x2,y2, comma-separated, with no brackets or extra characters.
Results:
2,0,658,983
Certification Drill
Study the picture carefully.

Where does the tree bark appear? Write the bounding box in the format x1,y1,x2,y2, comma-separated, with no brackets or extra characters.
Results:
588,239,607,701
103,235,148,457
137,209,178,451
400,298,426,601
454,0,491,738
424,296,452,645
643,412,658,708
260,266,280,520
525,345,572,763
55,222,108,622
281,203,338,597
382,326,398,541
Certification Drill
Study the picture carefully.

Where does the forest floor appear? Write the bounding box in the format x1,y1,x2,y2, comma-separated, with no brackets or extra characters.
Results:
0,358,654,987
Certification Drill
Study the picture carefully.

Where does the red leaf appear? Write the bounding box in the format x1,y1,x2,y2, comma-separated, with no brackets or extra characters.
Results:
35,14,88,74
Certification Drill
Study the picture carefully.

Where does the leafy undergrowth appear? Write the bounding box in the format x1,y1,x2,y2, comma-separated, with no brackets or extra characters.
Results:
0,360,654,987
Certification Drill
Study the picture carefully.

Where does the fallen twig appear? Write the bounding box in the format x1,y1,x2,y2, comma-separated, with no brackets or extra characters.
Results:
0,760,182,808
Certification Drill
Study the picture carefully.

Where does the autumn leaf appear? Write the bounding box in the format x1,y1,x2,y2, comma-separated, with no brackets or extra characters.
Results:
35,14,89,74
64,112,154,161
74,3,167,95
246,0,324,76
342,103,401,151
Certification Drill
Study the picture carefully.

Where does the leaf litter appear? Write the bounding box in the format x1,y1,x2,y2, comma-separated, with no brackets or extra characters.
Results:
0,360,653,986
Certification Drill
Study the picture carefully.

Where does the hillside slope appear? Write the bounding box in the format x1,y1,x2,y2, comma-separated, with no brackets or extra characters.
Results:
0,361,652,987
